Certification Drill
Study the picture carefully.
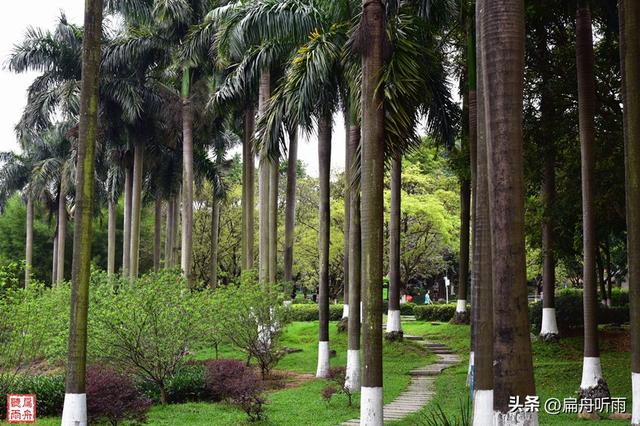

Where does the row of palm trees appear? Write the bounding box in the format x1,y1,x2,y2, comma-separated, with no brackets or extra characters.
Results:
5,0,640,425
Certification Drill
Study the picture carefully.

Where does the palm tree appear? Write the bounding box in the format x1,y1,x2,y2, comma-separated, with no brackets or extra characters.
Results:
386,154,402,335
242,105,256,271
0,151,35,287
360,0,385,421
620,1,640,423
342,115,351,320
316,113,333,378
576,0,609,401
480,0,536,422
345,121,362,392
258,72,272,284
61,0,103,423
283,126,298,287
471,1,493,422
25,125,74,286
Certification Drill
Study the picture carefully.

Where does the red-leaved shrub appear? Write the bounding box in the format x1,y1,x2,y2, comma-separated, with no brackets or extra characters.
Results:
205,360,265,421
86,365,152,426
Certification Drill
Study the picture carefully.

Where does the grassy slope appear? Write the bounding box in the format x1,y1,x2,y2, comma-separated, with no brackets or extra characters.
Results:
391,322,630,425
35,321,434,425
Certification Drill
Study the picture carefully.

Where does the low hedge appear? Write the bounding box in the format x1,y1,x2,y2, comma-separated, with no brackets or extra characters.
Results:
414,304,458,322
529,291,629,332
1,375,65,419
287,304,344,321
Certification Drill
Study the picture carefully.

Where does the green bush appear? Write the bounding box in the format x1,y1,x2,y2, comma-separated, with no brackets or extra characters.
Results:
90,269,208,403
529,289,630,332
401,302,416,315
1,375,65,419
212,274,291,378
287,304,344,321
139,364,208,404
414,304,457,322
610,288,629,306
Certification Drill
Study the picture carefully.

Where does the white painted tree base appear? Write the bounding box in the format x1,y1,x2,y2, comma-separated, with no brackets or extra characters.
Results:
467,351,474,387
386,309,401,333
342,304,350,319
61,393,87,426
316,341,330,378
472,389,493,426
360,386,383,426
632,372,640,425
456,299,467,313
540,308,559,337
580,357,603,389
345,349,361,392
493,410,538,425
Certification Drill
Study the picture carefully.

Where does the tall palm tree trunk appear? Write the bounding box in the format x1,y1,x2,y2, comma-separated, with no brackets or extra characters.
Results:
107,198,117,276
122,164,132,275
258,72,271,284
153,197,162,272
480,0,537,422
455,177,470,319
386,155,402,334
342,116,351,319
210,194,220,289
620,2,640,423
538,34,559,339
316,113,332,378
576,0,609,401
129,141,144,280
466,0,478,384
61,0,103,423
242,106,256,271
56,186,67,285
25,196,33,287
173,190,180,266
472,4,494,421
283,127,298,286
268,154,279,284
165,198,174,268
52,228,58,285
345,124,362,392
181,69,194,286
540,145,558,340
360,1,385,422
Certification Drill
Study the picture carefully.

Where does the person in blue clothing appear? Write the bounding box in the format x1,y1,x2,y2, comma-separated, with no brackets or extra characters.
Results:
424,290,432,305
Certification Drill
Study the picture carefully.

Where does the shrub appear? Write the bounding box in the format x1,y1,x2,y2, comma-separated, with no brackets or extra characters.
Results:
91,270,208,404
414,304,457,322
86,366,152,426
165,365,208,404
610,288,629,306
205,360,257,402
0,283,56,389
287,304,344,321
528,290,630,332
212,275,290,378
326,367,353,407
321,386,337,405
400,302,416,316
205,359,265,422
1,375,64,419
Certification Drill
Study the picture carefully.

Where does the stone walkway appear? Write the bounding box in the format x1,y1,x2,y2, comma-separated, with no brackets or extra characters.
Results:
341,336,460,425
